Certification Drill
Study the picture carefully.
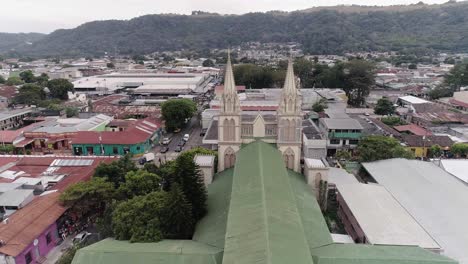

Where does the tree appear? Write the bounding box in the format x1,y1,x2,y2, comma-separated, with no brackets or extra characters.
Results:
408,63,417,69
374,97,395,115
65,107,79,117
161,99,197,132
170,154,207,221
336,150,352,160
381,116,405,126
118,170,162,199
357,135,414,162
429,144,443,158
112,191,165,242
312,98,328,113
443,63,468,92
107,62,115,69
0,145,15,154
159,184,194,239
19,70,36,83
451,143,468,158
0,76,5,84
13,84,46,105
36,73,49,86
94,155,137,187
429,87,454,100
342,60,375,107
202,59,214,67
59,177,116,217
6,76,23,86
234,64,282,89
47,78,74,100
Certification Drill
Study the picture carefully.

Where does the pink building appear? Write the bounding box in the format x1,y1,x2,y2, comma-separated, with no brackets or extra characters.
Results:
0,192,65,264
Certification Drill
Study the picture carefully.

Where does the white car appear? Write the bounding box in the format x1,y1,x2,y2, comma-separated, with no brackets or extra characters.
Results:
72,232,91,244
162,137,171,145
183,134,190,142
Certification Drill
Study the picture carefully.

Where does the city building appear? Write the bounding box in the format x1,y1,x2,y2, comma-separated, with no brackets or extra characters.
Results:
0,108,33,131
72,141,455,264
363,159,468,264
337,183,441,252
0,155,117,264
400,135,454,158
71,118,160,156
215,55,303,172
318,118,363,156
73,73,211,95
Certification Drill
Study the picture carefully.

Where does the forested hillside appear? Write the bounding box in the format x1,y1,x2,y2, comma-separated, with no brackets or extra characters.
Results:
4,1,468,56
0,33,45,54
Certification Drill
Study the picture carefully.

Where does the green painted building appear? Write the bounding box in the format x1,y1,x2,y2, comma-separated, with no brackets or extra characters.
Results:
72,141,457,264
71,119,160,156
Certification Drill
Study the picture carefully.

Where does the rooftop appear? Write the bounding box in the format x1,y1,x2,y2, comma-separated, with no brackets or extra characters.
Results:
0,192,66,257
394,124,432,136
338,183,440,249
399,95,430,105
321,118,364,130
363,159,468,264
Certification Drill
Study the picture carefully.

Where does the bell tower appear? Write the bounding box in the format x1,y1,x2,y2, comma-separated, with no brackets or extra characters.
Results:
218,50,241,172
277,59,302,172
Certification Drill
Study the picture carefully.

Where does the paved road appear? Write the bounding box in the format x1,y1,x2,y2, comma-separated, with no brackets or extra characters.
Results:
151,115,203,165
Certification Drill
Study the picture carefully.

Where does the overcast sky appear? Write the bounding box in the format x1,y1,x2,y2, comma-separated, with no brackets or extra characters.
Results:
1,0,452,33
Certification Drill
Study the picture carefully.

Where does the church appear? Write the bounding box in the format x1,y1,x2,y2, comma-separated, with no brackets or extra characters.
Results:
71,55,457,264
217,53,302,172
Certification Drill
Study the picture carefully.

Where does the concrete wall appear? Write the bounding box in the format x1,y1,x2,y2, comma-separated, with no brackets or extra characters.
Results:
14,223,59,264
72,140,151,156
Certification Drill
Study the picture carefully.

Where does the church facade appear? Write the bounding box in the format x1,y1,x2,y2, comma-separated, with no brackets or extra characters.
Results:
217,54,303,172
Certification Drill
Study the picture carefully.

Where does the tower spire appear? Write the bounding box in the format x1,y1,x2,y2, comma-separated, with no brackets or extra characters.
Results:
283,58,296,94
224,49,237,95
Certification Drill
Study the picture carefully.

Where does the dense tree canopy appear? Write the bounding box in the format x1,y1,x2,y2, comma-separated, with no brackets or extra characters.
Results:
451,143,468,158
6,76,23,86
374,97,395,115
202,59,214,67
47,78,74,100
19,70,36,83
234,64,284,89
161,99,197,132
13,84,46,105
8,2,468,56
118,170,162,199
93,155,137,187
0,76,5,84
357,135,414,162
59,178,116,217
342,60,376,107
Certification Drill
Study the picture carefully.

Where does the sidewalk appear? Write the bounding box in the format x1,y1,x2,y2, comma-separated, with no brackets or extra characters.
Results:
43,236,74,264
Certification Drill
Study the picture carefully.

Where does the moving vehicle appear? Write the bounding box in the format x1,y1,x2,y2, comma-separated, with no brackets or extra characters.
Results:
139,153,155,165
175,145,184,152
183,134,190,142
162,137,172,145
160,147,169,153
72,232,91,245
200,128,207,136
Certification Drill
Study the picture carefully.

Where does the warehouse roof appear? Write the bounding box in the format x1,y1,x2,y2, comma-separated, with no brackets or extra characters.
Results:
363,159,468,264
338,183,440,249
439,159,468,183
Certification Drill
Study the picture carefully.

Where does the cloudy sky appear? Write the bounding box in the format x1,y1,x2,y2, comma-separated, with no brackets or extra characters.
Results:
1,0,451,33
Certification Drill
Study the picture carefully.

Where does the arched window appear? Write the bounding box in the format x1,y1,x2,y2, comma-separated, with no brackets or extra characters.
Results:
224,147,236,169
288,119,295,141
283,148,295,170
223,119,229,141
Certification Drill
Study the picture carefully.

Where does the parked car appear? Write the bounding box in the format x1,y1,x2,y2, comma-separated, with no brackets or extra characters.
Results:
183,134,190,142
160,147,169,153
162,137,171,145
72,232,91,245
175,145,184,152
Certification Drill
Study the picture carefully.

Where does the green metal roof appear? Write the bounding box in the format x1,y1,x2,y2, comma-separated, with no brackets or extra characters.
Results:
72,239,223,264
311,244,457,264
72,140,458,264
222,141,315,264
193,168,234,248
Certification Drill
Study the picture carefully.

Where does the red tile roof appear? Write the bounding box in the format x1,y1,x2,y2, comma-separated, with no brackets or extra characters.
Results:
0,192,66,257
0,85,18,99
394,124,432,136
71,119,159,145
450,98,468,108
